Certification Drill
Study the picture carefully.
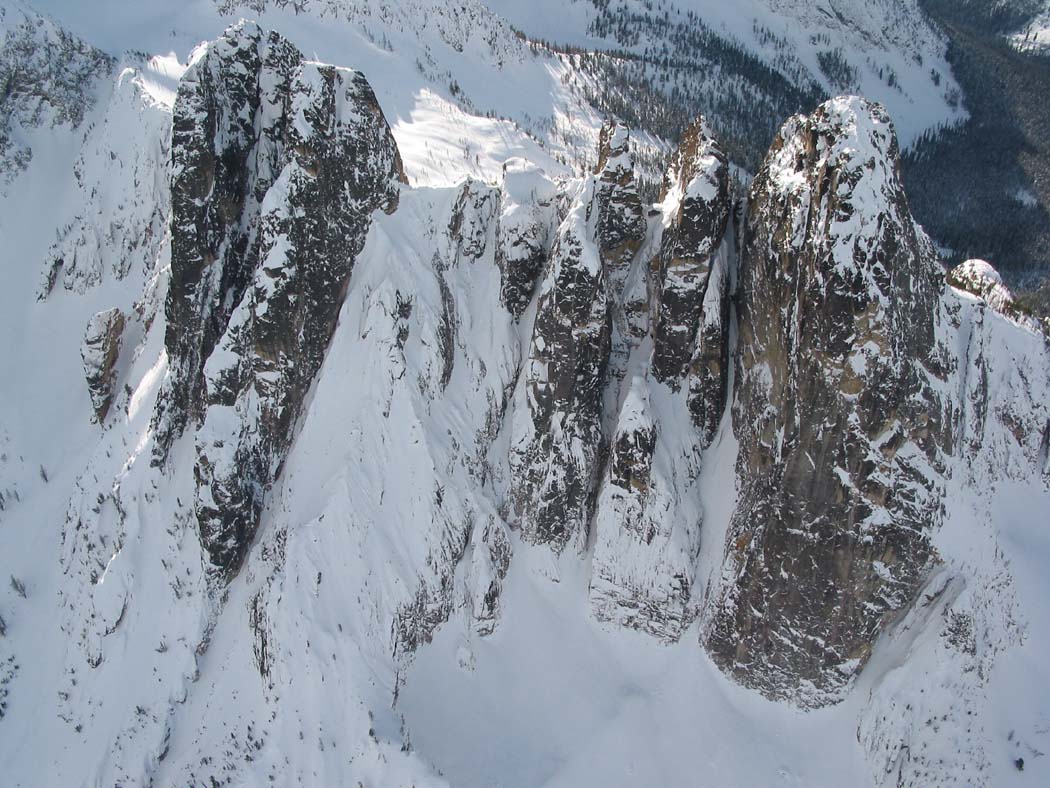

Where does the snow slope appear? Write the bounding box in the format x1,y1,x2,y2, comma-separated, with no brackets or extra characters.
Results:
488,0,965,147
1013,3,1050,52
27,0,605,187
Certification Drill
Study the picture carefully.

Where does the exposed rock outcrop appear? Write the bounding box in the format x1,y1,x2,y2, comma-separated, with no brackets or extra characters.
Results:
705,97,949,706
509,176,611,549
652,117,732,444
12,6,1050,787
81,307,126,423
154,22,404,576
947,258,1048,333
495,158,556,316
508,122,652,551
589,118,732,641
948,259,1016,314
593,122,646,283
595,121,648,355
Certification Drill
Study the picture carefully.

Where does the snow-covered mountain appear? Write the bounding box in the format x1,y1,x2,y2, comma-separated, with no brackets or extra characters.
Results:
1,2,1049,786
489,0,964,146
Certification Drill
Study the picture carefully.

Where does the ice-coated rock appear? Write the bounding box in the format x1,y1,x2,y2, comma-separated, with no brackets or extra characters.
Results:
588,374,705,641
508,121,653,551
593,121,646,276
948,259,1014,312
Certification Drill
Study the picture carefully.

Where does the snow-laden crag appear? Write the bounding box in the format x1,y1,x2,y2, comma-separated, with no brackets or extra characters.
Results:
154,21,405,577
3,11,1050,788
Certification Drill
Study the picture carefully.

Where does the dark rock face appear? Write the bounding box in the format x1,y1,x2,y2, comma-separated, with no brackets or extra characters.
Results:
154,22,404,576
608,400,657,496
155,23,300,455
509,182,611,548
81,308,126,423
705,97,949,706
0,4,113,182
593,122,647,277
594,122,648,347
651,117,732,444
509,123,655,550
588,118,731,641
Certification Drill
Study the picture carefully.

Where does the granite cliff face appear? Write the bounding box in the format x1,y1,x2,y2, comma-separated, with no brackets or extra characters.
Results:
153,22,404,576
706,97,950,705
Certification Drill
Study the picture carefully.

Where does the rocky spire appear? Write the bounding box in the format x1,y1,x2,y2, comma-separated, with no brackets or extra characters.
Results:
508,122,652,550
594,120,648,348
495,158,557,316
153,22,405,577
652,116,732,444
508,175,611,549
588,117,732,641
704,97,949,706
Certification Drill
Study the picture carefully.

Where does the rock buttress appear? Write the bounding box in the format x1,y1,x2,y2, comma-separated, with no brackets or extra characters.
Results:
155,22,404,576
705,97,949,706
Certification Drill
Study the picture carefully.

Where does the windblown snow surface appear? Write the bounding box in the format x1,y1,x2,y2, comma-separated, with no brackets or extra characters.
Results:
0,2,1048,787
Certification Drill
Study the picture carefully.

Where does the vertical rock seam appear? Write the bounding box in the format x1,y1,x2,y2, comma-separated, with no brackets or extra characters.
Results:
589,117,732,641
